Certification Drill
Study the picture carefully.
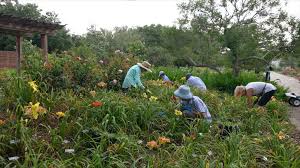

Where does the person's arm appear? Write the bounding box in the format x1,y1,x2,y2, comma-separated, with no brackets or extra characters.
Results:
125,69,137,88
134,68,145,89
194,98,209,118
246,89,254,108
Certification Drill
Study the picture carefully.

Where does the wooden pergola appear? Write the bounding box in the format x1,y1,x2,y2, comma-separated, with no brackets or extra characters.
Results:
0,13,64,73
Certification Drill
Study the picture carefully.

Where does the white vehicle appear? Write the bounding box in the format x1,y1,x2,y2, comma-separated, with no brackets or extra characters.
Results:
285,93,300,107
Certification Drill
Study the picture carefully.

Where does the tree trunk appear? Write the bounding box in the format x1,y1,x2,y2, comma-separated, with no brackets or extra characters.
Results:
232,54,240,77
233,64,240,76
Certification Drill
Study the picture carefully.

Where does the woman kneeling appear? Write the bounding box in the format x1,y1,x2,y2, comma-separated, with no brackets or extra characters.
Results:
174,85,212,123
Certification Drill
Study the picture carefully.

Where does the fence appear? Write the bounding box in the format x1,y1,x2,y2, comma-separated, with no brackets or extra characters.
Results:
0,51,17,69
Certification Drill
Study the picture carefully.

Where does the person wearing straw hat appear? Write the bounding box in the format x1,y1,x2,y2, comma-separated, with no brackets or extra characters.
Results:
174,85,212,122
122,61,152,91
234,82,276,107
186,73,207,92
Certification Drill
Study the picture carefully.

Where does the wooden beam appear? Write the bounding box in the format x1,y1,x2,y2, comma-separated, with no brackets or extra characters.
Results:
41,34,48,63
16,35,22,74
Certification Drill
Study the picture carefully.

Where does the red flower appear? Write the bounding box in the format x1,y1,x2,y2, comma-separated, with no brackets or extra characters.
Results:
91,101,103,107
171,95,177,102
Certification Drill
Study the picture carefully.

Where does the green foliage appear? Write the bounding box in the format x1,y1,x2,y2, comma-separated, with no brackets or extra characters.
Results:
127,40,146,57
144,67,262,93
179,0,296,75
84,26,113,57
0,54,299,167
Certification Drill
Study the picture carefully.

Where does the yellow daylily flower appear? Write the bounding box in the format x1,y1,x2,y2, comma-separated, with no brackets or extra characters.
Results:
175,110,183,116
180,77,186,81
146,89,152,94
277,131,285,140
25,102,47,120
56,112,65,118
142,93,148,98
31,102,40,119
28,81,38,92
253,138,263,144
149,96,158,102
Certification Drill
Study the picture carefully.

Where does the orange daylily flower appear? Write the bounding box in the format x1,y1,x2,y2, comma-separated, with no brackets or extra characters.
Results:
91,101,103,107
158,136,171,145
146,140,159,150
190,132,197,140
171,95,177,102
0,119,5,126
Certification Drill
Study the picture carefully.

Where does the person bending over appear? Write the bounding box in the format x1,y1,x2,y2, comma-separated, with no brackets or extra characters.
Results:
234,82,276,107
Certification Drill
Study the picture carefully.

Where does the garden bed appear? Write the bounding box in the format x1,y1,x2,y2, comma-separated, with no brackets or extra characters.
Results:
0,53,299,167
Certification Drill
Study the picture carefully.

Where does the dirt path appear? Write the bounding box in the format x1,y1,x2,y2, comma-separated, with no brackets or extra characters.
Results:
270,71,300,132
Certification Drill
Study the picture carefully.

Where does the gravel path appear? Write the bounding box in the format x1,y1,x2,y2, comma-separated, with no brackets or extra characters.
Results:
270,71,300,132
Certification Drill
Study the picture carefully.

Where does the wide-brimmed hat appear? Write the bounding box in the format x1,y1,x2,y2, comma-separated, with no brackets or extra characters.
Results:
137,61,152,72
174,85,193,99
159,71,165,77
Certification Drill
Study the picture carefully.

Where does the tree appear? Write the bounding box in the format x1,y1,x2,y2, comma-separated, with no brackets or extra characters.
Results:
111,27,141,52
84,25,113,57
179,0,295,75
287,22,300,67
0,0,18,5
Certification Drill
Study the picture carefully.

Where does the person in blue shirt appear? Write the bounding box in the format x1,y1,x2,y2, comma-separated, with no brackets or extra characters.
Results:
159,71,173,83
122,61,152,90
174,85,212,123
186,73,207,91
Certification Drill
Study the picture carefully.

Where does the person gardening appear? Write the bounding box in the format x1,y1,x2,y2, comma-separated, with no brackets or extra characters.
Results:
234,82,276,107
122,61,152,91
186,73,207,91
159,71,173,84
174,85,212,123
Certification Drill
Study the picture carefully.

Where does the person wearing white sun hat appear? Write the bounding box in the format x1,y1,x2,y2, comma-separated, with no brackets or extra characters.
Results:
174,85,212,122
158,71,173,84
186,73,207,92
122,61,152,91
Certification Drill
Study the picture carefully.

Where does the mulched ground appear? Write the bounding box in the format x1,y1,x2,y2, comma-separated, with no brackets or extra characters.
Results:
290,130,300,145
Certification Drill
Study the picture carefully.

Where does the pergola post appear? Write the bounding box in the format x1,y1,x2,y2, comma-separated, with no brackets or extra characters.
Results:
41,33,48,63
16,35,22,74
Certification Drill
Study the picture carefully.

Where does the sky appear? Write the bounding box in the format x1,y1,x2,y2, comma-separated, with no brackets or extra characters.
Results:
18,0,300,35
